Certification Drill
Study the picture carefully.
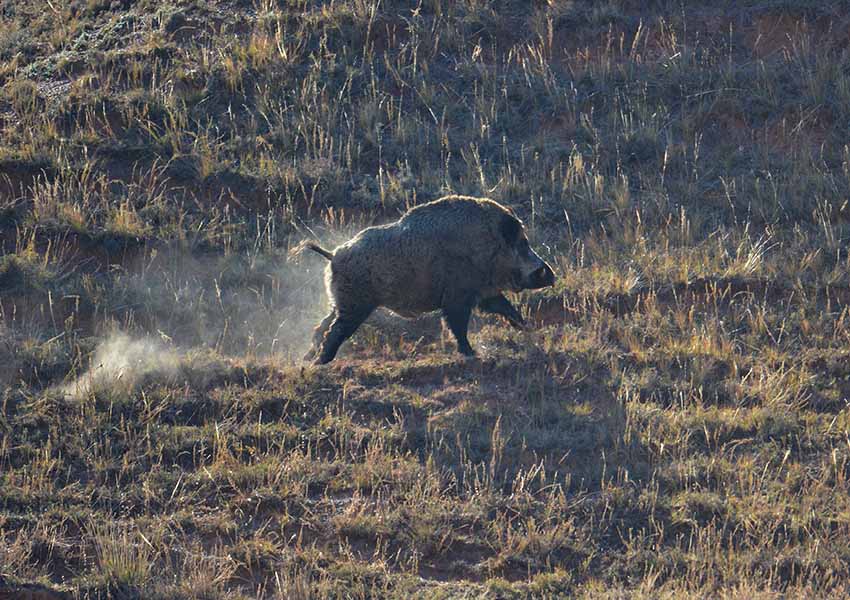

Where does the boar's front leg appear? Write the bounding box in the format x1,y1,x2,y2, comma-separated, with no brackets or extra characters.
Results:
442,295,476,356
478,294,525,330
315,306,374,364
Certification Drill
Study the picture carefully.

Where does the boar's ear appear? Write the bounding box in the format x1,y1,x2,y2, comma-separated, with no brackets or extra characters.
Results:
499,214,522,246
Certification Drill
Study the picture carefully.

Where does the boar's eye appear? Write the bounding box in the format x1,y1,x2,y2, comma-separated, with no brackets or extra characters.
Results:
499,214,522,246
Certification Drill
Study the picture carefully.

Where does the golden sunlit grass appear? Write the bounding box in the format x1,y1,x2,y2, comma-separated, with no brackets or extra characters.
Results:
3,0,850,598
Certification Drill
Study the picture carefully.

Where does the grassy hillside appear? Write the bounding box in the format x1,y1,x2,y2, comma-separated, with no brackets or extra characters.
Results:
3,0,850,597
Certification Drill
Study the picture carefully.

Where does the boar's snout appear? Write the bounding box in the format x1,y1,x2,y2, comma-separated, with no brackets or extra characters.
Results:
524,262,555,289
513,240,556,290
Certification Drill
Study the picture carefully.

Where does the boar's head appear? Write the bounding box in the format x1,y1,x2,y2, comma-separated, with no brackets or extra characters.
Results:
498,214,556,292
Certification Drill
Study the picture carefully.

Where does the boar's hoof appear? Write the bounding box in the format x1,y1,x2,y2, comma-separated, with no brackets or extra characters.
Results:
478,294,526,330
457,343,475,357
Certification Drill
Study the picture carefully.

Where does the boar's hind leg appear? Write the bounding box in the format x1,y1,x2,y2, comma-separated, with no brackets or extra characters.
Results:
478,294,525,330
304,311,336,361
315,306,373,364
442,297,476,356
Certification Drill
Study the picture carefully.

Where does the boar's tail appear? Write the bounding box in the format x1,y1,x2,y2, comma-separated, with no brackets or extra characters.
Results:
306,243,334,260
291,240,334,261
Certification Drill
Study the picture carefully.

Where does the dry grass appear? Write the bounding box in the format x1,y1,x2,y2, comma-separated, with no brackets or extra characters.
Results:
3,0,850,597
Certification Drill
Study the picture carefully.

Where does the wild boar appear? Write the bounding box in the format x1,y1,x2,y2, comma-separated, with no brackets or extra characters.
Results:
298,195,555,364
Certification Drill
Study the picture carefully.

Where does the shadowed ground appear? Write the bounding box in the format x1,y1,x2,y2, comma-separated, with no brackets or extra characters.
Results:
4,0,850,597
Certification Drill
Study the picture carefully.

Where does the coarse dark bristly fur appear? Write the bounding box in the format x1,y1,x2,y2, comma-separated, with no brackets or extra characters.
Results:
298,195,556,364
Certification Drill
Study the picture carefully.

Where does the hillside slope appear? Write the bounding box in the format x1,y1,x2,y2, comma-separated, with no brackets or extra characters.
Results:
3,1,850,597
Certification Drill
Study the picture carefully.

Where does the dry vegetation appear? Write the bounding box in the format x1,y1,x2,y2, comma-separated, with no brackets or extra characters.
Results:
3,0,850,597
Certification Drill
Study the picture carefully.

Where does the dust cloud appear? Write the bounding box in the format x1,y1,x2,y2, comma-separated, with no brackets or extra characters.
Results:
58,242,334,399
62,332,179,399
